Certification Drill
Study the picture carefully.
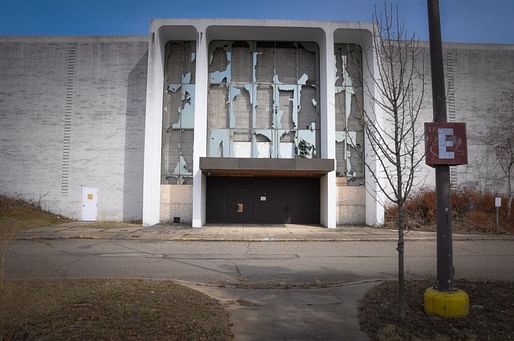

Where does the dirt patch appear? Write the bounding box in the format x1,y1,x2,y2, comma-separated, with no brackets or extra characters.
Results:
359,279,514,340
0,279,232,340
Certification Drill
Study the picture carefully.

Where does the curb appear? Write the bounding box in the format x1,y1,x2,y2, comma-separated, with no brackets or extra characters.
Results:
16,234,514,242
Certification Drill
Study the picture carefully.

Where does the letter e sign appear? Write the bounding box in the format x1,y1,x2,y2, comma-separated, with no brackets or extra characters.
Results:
424,122,467,166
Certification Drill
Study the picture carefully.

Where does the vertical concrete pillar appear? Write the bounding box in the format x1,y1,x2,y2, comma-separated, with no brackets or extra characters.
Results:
363,40,385,226
142,30,164,226
192,27,208,228
320,28,337,228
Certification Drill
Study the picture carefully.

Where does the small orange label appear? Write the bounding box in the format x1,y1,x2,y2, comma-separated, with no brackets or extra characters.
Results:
87,193,93,200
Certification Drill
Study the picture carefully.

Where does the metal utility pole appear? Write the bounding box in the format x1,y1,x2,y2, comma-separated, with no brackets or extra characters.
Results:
427,0,454,292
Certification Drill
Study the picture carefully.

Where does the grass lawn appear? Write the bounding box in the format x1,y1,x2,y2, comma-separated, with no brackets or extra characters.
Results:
0,279,232,340
0,195,143,232
0,195,71,232
1,196,231,340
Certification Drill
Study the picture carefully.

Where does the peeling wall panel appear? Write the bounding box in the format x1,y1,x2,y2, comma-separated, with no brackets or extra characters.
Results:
334,43,364,182
255,86,273,128
207,85,229,128
232,86,252,129
209,42,231,84
162,129,194,184
298,86,317,129
298,43,318,83
171,84,195,129
165,42,195,84
209,129,231,158
255,43,275,82
162,41,196,185
275,46,298,83
207,40,320,160
232,142,252,157
232,45,252,82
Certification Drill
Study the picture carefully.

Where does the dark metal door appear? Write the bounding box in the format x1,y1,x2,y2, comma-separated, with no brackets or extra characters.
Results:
227,189,254,223
206,176,319,224
254,178,288,223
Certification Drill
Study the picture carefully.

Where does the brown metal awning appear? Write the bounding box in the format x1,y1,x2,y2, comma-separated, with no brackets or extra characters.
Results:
200,157,334,177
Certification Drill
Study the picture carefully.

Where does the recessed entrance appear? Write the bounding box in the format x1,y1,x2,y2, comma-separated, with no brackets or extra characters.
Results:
206,176,320,224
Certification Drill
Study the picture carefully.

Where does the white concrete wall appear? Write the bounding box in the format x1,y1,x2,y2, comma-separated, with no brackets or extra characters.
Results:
0,36,148,221
336,182,366,225
3,23,509,226
418,42,514,194
160,184,192,224
144,19,378,228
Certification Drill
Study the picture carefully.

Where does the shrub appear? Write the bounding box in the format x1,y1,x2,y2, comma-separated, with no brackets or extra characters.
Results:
385,188,513,233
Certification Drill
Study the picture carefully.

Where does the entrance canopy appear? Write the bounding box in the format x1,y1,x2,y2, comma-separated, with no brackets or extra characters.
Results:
200,157,334,177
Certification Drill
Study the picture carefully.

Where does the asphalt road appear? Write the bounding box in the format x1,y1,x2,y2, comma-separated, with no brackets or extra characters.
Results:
5,239,514,340
5,239,514,284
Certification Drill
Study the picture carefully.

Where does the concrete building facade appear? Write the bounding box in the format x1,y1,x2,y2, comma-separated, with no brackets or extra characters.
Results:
0,19,512,227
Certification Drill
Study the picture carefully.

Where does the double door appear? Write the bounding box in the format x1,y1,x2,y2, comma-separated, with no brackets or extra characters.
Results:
206,176,320,224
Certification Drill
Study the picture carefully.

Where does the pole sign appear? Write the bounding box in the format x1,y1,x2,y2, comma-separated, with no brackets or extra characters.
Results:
425,122,468,166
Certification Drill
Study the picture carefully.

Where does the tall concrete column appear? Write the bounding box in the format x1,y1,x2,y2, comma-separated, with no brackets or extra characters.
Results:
320,28,337,228
142,30,164,226
192,27,208,228
364,38,385,226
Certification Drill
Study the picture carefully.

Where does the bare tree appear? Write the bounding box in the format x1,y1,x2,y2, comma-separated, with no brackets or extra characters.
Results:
360,3,425,321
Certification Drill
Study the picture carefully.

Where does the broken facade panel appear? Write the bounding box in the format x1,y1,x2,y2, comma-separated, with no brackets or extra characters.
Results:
209,42,231,84
335,44,364,184
162,130,194,185
207,40,320,159
162,41,196,184
207,85,229,128
275,44,299,83
255,86,273,128
231,42,253,82
297,42,318,84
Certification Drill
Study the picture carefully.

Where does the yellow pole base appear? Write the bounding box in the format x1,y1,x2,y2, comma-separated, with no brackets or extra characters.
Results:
424,287,469,318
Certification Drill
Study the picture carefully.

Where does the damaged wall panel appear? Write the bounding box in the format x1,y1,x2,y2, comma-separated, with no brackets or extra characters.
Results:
335,43,364,184
161,130,194,184
162,41,196,184
207,40,320,159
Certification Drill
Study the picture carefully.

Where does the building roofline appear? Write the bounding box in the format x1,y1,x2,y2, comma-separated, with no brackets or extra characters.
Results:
0,35,148,43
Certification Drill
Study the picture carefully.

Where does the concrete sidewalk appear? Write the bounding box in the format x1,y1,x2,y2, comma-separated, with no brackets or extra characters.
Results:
16,222,514,241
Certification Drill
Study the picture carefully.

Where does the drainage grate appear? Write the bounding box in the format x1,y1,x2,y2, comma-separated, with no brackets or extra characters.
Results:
60,44,77,196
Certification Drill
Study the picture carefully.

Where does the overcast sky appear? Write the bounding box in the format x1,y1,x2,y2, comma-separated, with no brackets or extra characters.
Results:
0,0,512,44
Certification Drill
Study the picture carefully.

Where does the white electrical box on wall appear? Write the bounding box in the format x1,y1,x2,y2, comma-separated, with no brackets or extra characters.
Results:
81,187,98,221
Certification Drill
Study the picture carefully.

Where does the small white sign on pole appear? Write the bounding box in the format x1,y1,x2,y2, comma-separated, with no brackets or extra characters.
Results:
495,197,502,208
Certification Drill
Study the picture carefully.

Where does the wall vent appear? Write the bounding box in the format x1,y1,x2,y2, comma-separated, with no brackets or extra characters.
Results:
60,44,77,196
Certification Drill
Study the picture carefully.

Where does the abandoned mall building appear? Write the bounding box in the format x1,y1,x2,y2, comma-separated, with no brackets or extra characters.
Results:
0,19,512,227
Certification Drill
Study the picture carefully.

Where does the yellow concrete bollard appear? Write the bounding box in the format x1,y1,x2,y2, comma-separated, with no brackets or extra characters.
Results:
424,287,469,318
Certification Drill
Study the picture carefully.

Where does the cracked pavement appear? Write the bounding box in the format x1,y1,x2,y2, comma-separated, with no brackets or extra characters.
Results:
4,238,514,340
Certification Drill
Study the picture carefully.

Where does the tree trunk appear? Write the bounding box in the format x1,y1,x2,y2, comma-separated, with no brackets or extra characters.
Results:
397,204,406,322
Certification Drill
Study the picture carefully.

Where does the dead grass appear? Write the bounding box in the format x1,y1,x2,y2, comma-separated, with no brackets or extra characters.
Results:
359,279,514,341
0,195,145,232
0,279,232,341
0,195,71,232
72,221,142,229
